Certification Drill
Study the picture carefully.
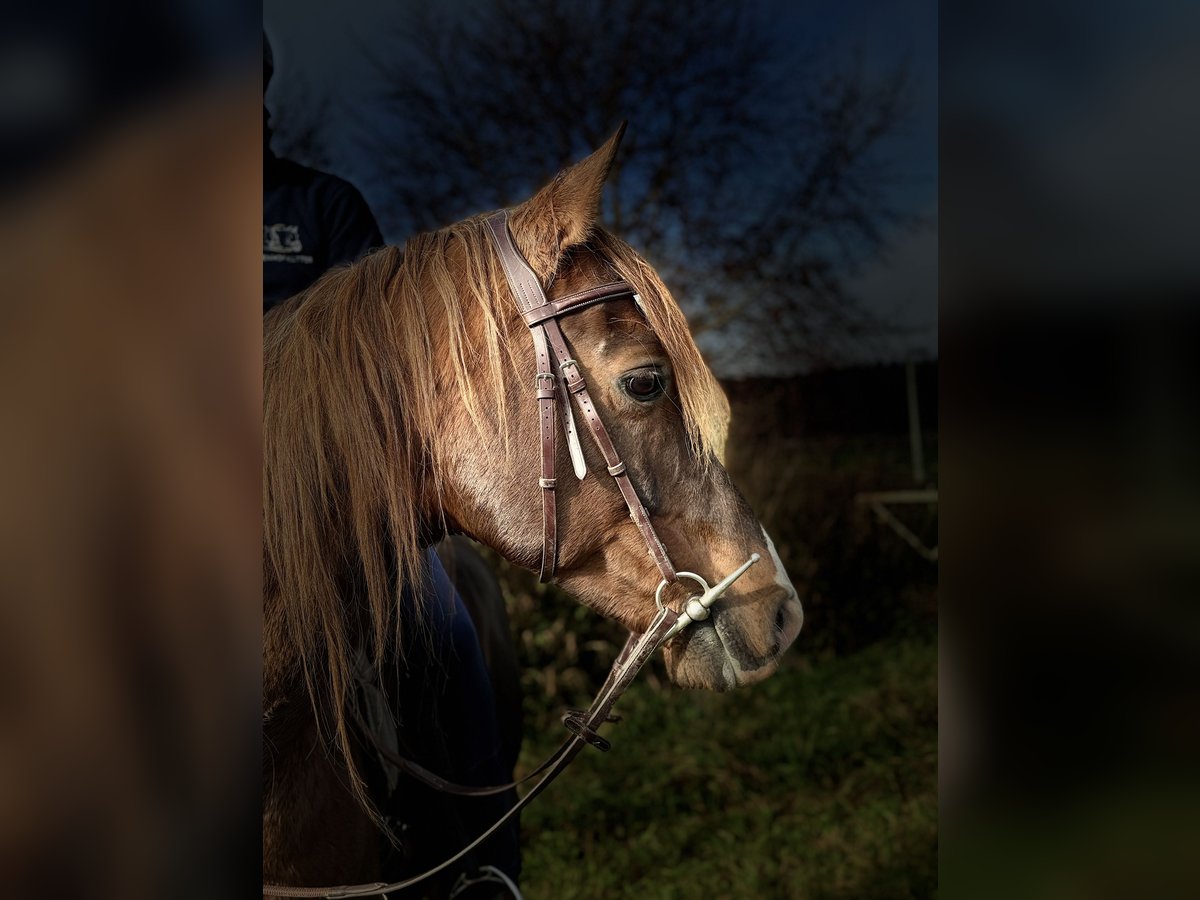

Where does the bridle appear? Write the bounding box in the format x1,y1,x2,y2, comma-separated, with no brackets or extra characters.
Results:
484,211,676,587
263,211,759,898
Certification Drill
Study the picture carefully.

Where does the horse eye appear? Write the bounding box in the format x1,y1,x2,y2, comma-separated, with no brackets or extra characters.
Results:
622,370,664,401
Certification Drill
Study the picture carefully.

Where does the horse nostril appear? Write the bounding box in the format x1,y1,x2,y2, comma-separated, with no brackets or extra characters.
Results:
774,604,787,633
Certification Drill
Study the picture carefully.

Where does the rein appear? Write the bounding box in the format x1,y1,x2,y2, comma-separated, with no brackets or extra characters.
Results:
263,212,759,897
263,559,759,899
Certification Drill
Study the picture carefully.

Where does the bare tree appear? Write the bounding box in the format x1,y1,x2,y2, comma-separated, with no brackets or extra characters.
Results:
362,0,912,371
266,72,334,171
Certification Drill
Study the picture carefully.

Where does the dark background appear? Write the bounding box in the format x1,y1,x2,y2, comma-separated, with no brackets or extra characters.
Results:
264,0,937,376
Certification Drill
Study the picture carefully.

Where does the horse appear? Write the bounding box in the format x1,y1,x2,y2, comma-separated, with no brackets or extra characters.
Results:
262,126,804,892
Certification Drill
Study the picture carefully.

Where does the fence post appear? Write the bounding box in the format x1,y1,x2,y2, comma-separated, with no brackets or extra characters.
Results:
906,361,926,485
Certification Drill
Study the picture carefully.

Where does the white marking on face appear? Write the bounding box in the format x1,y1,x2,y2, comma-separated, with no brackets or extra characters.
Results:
703,529,802,688
762,526,804,639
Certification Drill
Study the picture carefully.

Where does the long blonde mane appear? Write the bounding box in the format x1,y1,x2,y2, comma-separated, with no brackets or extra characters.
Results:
263,213,728,805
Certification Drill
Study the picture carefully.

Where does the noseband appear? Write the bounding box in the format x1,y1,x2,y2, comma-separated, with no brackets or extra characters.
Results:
484,211,677,587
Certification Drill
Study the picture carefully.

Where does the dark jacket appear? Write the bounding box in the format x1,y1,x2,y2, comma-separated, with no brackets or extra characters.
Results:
263,149,383,312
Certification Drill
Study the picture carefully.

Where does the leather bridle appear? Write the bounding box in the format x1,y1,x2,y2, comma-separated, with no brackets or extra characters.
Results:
483,211,677,586
262,211,760,898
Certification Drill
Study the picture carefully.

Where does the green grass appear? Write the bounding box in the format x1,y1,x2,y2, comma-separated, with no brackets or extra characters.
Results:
514,633,937,899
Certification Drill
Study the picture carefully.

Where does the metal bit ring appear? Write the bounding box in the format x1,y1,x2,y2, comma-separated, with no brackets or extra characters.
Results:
655,571,710,611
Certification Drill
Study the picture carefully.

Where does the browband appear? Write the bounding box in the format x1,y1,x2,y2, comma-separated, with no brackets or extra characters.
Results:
521,281,633,326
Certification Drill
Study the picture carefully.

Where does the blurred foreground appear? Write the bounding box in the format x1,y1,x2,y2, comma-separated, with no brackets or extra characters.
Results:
1,61,262,900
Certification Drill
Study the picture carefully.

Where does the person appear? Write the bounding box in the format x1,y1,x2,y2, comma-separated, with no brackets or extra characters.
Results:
263,33,521,896
263,36,382,312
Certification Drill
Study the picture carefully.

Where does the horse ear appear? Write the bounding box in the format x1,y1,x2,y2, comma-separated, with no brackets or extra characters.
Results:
509,123,626,281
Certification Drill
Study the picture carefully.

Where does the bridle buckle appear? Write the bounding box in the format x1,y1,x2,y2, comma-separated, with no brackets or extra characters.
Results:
562,711,613,751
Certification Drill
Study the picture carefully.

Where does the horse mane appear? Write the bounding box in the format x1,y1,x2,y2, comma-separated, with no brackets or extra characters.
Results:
263,213,729,808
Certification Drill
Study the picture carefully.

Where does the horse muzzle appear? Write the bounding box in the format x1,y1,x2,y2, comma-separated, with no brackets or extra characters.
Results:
660,555,802,690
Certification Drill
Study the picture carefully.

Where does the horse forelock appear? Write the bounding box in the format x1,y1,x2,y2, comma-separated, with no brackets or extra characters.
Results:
585,229,731,463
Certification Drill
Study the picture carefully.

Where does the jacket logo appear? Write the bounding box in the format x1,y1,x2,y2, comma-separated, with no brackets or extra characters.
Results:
264,223,313,264
264,223,303,254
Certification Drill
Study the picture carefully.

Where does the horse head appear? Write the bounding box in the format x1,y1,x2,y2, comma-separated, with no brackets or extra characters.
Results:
431,128,803,690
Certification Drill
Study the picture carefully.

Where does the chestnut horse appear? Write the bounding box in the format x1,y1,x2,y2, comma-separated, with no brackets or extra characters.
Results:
262,129,804,889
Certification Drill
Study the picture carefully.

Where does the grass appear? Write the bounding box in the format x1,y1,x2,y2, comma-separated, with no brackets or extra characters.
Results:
513,633,937,898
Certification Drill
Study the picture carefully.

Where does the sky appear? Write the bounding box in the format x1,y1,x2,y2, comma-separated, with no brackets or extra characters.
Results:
263,0,937,373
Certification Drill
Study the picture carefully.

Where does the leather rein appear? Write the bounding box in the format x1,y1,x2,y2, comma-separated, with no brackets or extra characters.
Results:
263,212,759,898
